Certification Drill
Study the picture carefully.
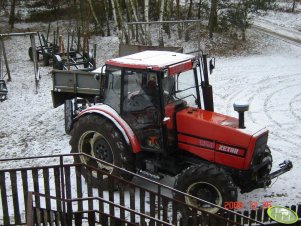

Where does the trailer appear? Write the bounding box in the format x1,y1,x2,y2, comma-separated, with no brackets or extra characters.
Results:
30,25,96,71
52,67,103,133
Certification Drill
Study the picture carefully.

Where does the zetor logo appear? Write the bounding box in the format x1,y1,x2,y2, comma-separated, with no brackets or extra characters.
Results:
216,144,245,156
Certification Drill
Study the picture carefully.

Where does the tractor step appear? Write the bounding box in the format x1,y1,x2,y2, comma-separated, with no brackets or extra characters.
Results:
138,169,163,180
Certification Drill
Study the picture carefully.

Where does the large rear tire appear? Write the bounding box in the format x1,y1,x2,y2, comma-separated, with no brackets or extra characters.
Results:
174,164,237,214
70,114,135,187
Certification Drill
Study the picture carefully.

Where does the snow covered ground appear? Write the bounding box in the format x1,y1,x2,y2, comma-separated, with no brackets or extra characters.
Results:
0,6,301,214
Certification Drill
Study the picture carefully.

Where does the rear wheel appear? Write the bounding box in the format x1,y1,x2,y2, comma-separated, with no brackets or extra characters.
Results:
174,164,237,214
70,114,135,187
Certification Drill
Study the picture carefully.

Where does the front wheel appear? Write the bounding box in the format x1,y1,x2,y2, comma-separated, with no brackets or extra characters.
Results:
174,164,237,214
70,114,135,187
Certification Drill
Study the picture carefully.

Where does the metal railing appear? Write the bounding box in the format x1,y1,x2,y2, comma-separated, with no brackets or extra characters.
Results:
0,153,267,225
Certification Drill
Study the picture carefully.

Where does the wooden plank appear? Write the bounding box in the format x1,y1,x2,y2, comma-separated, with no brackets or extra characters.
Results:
87,171,94,212
60,211,67,226
32,168,40,209
54,166,62,212
88,212,96,226
74,212,82,226
129,184,136,224
42,209,48,225
43,168,51,210
297,204,301,219
76,165,83,210
35,208,41,225
49,210,55,226
97,171,105,225
108,176,115,225
55,211,61,226
65,165,73,225
243,210,250,224
0,171,10,225
140,189,145,226
236,211,243,225
119,182,125,226
75,165,83,225
149,192,156,226
180,205,188,226
21,170,29,222
10,171,21,224
162,197,168,223
191,209,198,226
172,200,178,226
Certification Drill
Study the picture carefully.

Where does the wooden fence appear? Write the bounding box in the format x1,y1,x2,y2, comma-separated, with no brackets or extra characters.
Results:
0,153,297,225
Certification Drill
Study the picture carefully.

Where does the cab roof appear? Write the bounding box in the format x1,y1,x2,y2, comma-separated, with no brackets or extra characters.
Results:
105,50,196,73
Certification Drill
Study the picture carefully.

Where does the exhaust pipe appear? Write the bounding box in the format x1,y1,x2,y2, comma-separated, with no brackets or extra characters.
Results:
233,102,249,129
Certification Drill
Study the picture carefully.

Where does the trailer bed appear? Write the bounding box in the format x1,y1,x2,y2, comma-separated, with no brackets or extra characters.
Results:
51,69,102,107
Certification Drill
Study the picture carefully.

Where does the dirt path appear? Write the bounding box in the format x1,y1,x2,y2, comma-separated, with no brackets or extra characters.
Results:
252,19,301,47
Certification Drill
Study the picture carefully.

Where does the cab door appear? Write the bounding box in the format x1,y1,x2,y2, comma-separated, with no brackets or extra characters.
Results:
121,70,164,152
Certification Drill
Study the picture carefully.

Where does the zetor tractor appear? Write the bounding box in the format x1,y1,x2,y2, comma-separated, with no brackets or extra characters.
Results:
52,51,292,213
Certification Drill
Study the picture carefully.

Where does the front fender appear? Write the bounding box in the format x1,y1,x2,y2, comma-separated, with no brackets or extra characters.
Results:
75,104,141,153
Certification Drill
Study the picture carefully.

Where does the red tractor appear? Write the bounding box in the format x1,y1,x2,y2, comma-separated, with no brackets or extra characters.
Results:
52,51,292,213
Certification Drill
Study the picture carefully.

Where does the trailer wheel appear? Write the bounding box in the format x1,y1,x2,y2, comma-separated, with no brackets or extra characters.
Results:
43,53,50,66
53,55,63,70
64,99,73,134
70,114,135,187
28,47,39,61
174,164,237,214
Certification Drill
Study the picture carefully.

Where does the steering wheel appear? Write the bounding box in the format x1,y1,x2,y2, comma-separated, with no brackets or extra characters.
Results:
128,93,143,109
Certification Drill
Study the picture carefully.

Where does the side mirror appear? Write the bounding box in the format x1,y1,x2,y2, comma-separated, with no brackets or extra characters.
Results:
209,58,215,74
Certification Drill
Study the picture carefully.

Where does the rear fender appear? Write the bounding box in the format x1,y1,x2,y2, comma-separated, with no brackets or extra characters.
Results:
75,104,141,153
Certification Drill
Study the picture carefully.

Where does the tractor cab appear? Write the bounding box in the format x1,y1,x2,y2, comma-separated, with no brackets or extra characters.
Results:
102,51,204,153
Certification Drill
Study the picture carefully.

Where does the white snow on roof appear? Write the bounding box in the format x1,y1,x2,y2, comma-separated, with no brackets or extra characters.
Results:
106,50,195,69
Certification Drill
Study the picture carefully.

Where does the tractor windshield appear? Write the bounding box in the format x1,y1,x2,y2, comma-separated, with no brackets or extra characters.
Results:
164,69,200,108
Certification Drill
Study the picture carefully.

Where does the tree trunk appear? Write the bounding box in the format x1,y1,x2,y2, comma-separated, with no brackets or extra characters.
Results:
117,0,130,43
158,0,165,46
86,0,104,35
163,0,171,38
208,0,218,39
144,0,152,45
292,0,296,12
129,0,145,44
105,0,111,36
186,0,193,20
8,0,15,30
176,0,182,39
111,0,123,42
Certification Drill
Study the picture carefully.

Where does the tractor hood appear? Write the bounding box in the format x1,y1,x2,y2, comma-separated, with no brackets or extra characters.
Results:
176,108,267,146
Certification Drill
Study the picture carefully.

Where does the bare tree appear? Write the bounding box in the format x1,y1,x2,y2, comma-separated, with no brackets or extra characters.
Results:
86,0,104,35
129,0,145,44
158,0,165,46
208,0,218,39
111,0,122,41
292,0,296,12
176,0,182,39
8,0,16,30
144,0,152,45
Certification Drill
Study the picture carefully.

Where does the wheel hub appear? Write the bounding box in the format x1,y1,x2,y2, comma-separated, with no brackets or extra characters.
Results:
185,181,223,213
93,138,113,163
